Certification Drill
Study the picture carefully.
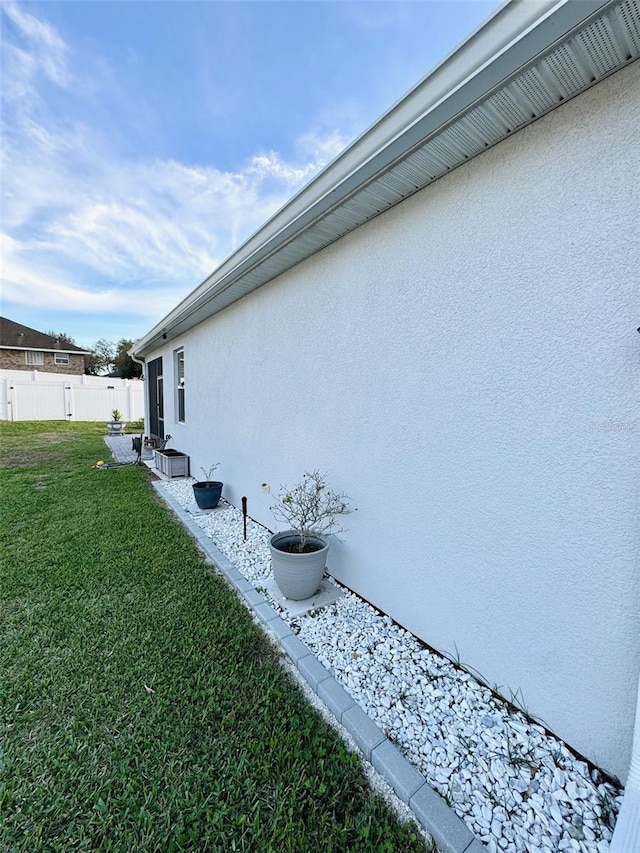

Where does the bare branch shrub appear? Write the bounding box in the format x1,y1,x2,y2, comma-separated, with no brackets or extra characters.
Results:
271,469,353,551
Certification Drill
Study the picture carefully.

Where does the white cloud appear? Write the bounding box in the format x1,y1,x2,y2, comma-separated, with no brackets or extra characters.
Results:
295,129,354,166
2,233,128,313
2,2,70,90
1,3,351,331
339,1,413,33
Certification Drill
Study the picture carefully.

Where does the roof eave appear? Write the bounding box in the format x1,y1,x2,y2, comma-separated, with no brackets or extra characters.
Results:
132,0,631,357
0,346,92,355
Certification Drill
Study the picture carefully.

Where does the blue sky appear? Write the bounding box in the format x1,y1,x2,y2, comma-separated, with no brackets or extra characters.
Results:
2,0,500,349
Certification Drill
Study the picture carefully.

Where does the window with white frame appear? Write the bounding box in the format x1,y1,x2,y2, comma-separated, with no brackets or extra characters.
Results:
54,353,70,365
175,348,185,422
25,351,44,365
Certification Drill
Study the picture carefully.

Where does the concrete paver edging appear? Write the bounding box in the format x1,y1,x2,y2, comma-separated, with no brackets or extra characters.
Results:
150,480,484,853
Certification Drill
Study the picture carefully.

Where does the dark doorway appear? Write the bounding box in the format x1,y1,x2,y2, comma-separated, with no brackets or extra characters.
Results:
147,357,164,440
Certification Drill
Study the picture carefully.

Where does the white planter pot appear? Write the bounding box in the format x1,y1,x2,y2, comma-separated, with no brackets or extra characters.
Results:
269,531,329,600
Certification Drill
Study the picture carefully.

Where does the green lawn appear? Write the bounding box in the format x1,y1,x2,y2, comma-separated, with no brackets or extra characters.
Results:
0,421,431,853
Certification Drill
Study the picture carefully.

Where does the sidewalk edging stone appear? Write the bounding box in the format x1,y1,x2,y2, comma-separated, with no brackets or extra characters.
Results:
151,481,485,853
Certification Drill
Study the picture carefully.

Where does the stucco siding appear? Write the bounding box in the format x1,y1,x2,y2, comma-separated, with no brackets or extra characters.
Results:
150,60,639,779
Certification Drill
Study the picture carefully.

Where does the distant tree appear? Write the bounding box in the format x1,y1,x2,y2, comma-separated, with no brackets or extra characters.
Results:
84,352,102,375
113,339,142,379
45,330,77,348
86,338,116,376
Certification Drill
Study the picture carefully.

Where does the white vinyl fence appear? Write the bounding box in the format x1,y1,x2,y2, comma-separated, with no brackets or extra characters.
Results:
0,370,144,422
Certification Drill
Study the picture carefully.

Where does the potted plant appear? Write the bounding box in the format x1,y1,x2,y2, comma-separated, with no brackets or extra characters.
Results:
106,408,125,435
269,469,352,600
193,463,223,510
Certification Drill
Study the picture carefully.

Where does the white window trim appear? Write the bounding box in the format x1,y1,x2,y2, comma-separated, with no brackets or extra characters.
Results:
54,353,70,365
25,351,44,365
175,348,185,423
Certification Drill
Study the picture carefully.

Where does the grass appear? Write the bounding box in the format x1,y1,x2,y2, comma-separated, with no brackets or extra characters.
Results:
0,421,432,853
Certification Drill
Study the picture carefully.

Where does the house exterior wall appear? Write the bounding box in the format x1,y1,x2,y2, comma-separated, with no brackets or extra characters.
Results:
148,61,639,780
0,349,86,374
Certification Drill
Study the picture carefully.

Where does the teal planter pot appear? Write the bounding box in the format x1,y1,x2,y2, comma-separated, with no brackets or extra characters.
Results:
193,481,223,509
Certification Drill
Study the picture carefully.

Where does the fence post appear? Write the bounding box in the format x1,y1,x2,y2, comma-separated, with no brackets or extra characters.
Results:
128,382,135,421
0,377,7,421
9,382,17,421
66,384,74,421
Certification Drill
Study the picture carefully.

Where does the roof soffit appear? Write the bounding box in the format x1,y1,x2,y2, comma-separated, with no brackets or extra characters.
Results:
133,0,639,356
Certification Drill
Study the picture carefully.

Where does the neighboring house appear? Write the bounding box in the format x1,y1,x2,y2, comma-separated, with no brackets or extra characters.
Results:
0,317,91,375
131,0,639,782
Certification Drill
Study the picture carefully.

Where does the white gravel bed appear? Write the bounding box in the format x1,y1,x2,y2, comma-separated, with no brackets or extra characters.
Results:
161,480,623,853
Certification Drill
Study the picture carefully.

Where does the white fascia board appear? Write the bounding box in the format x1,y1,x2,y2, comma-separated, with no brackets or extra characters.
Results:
132,0,616,357
0,346,92,355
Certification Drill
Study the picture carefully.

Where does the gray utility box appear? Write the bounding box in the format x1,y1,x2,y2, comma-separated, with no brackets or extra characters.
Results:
154,449,190,478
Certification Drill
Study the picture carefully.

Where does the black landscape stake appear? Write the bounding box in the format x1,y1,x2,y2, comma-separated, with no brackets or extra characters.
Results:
242,496,248,541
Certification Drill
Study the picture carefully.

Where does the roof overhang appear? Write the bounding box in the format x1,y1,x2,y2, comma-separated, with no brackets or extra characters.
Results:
0,346,92,355
132,0,640,358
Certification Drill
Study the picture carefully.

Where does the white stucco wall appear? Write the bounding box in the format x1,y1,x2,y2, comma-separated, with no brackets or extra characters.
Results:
152,60,639,780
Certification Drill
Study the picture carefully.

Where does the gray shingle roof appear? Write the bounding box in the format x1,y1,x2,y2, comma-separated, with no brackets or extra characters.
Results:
0,317,91,354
